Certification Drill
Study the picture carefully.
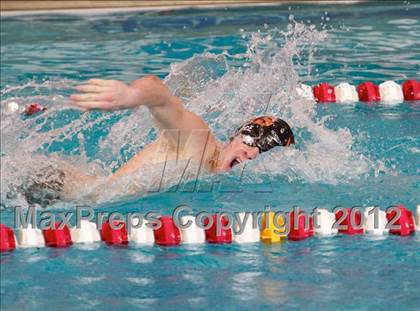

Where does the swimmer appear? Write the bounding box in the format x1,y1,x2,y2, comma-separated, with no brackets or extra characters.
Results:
16,76,295,206
70,76,294,174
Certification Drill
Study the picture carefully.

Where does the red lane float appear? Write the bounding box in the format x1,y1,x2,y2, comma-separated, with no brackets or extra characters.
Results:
313,82,336,103
288,211,314,241
386,205,415,236
100,221,128,245
335,208,364,235
24,103,45,116
204,214,233,244
43,222,72,247
153,216,181,246
402,80,420,101
357,82,381,102
0,224,16,252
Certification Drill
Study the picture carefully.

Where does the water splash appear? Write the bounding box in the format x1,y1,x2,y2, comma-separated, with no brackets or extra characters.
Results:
0,21,382,208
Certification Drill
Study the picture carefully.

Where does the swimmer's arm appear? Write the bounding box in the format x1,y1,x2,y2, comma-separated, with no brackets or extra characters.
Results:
71,76,210,144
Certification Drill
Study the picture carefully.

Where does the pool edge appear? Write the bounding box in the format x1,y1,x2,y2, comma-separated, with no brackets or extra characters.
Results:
1,1,366,17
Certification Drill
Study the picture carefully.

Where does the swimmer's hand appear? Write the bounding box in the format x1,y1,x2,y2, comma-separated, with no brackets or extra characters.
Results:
71,79,138,111
70,76,170,111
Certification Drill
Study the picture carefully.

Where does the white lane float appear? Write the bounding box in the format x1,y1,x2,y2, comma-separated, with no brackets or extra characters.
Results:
313,208,338,236
16,224,45,248
296,84,315,100
363,207,389,235
335,83,359,103
129,220,155,244
233,212,260,243
4,101,19,115
179,215,205,244
416,205,420,232
70,220,101,243
379,81,404,104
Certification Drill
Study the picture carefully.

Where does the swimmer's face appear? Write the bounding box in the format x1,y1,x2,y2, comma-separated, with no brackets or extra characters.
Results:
217,136,260,172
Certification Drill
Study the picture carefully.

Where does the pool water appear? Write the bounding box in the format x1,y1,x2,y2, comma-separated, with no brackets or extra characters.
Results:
1,2,420,310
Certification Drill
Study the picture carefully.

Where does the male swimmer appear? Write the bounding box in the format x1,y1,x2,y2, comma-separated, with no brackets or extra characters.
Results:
19,76,294,206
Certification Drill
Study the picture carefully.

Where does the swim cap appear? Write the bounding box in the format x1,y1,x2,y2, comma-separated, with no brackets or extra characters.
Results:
232,116,294,152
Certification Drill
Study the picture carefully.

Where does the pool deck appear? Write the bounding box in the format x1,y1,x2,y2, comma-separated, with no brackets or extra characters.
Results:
1,0,363,13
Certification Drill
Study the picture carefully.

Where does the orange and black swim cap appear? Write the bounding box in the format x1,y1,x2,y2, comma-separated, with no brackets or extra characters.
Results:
232,116,294,152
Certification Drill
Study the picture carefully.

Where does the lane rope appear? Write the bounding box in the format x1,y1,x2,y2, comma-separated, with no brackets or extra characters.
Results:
298,79,419,103
1,205,419,251
2,80,419,117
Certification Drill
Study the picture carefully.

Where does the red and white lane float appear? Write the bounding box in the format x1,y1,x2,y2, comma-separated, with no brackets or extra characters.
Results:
313,208,338,236
386,205,415,236
43,222,72,247
4,102,20,115
0,224,16,252
1,205,419,252
204,214,233,244
379,81,404,103
233,212,260,243
288,211,314,241
298,79,419,104
129,219,155,244
153,216,181,246
313,82,336,103
357,82,381,102
2,102,46,116
335,83,359,103
17,224,45,248
416,205,420,232
100,220,128,245
296,84,315,100
402,80,420,100
335,208,364,235
180,215,206,244
70,220,100,243
363,207,389,236
24,103,46,116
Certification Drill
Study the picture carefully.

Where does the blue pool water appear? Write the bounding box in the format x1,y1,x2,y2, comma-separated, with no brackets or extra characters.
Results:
1,2,420,310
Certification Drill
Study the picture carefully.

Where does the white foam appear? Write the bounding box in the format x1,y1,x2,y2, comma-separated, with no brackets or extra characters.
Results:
129,252,155,264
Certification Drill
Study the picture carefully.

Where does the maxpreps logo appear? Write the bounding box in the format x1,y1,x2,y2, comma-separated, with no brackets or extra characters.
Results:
13,205,406,235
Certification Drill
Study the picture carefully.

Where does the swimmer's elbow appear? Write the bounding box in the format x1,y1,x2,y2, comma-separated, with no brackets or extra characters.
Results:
143,75,161,84
131,75,172,107
131,75,166,91
132,75,161,87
